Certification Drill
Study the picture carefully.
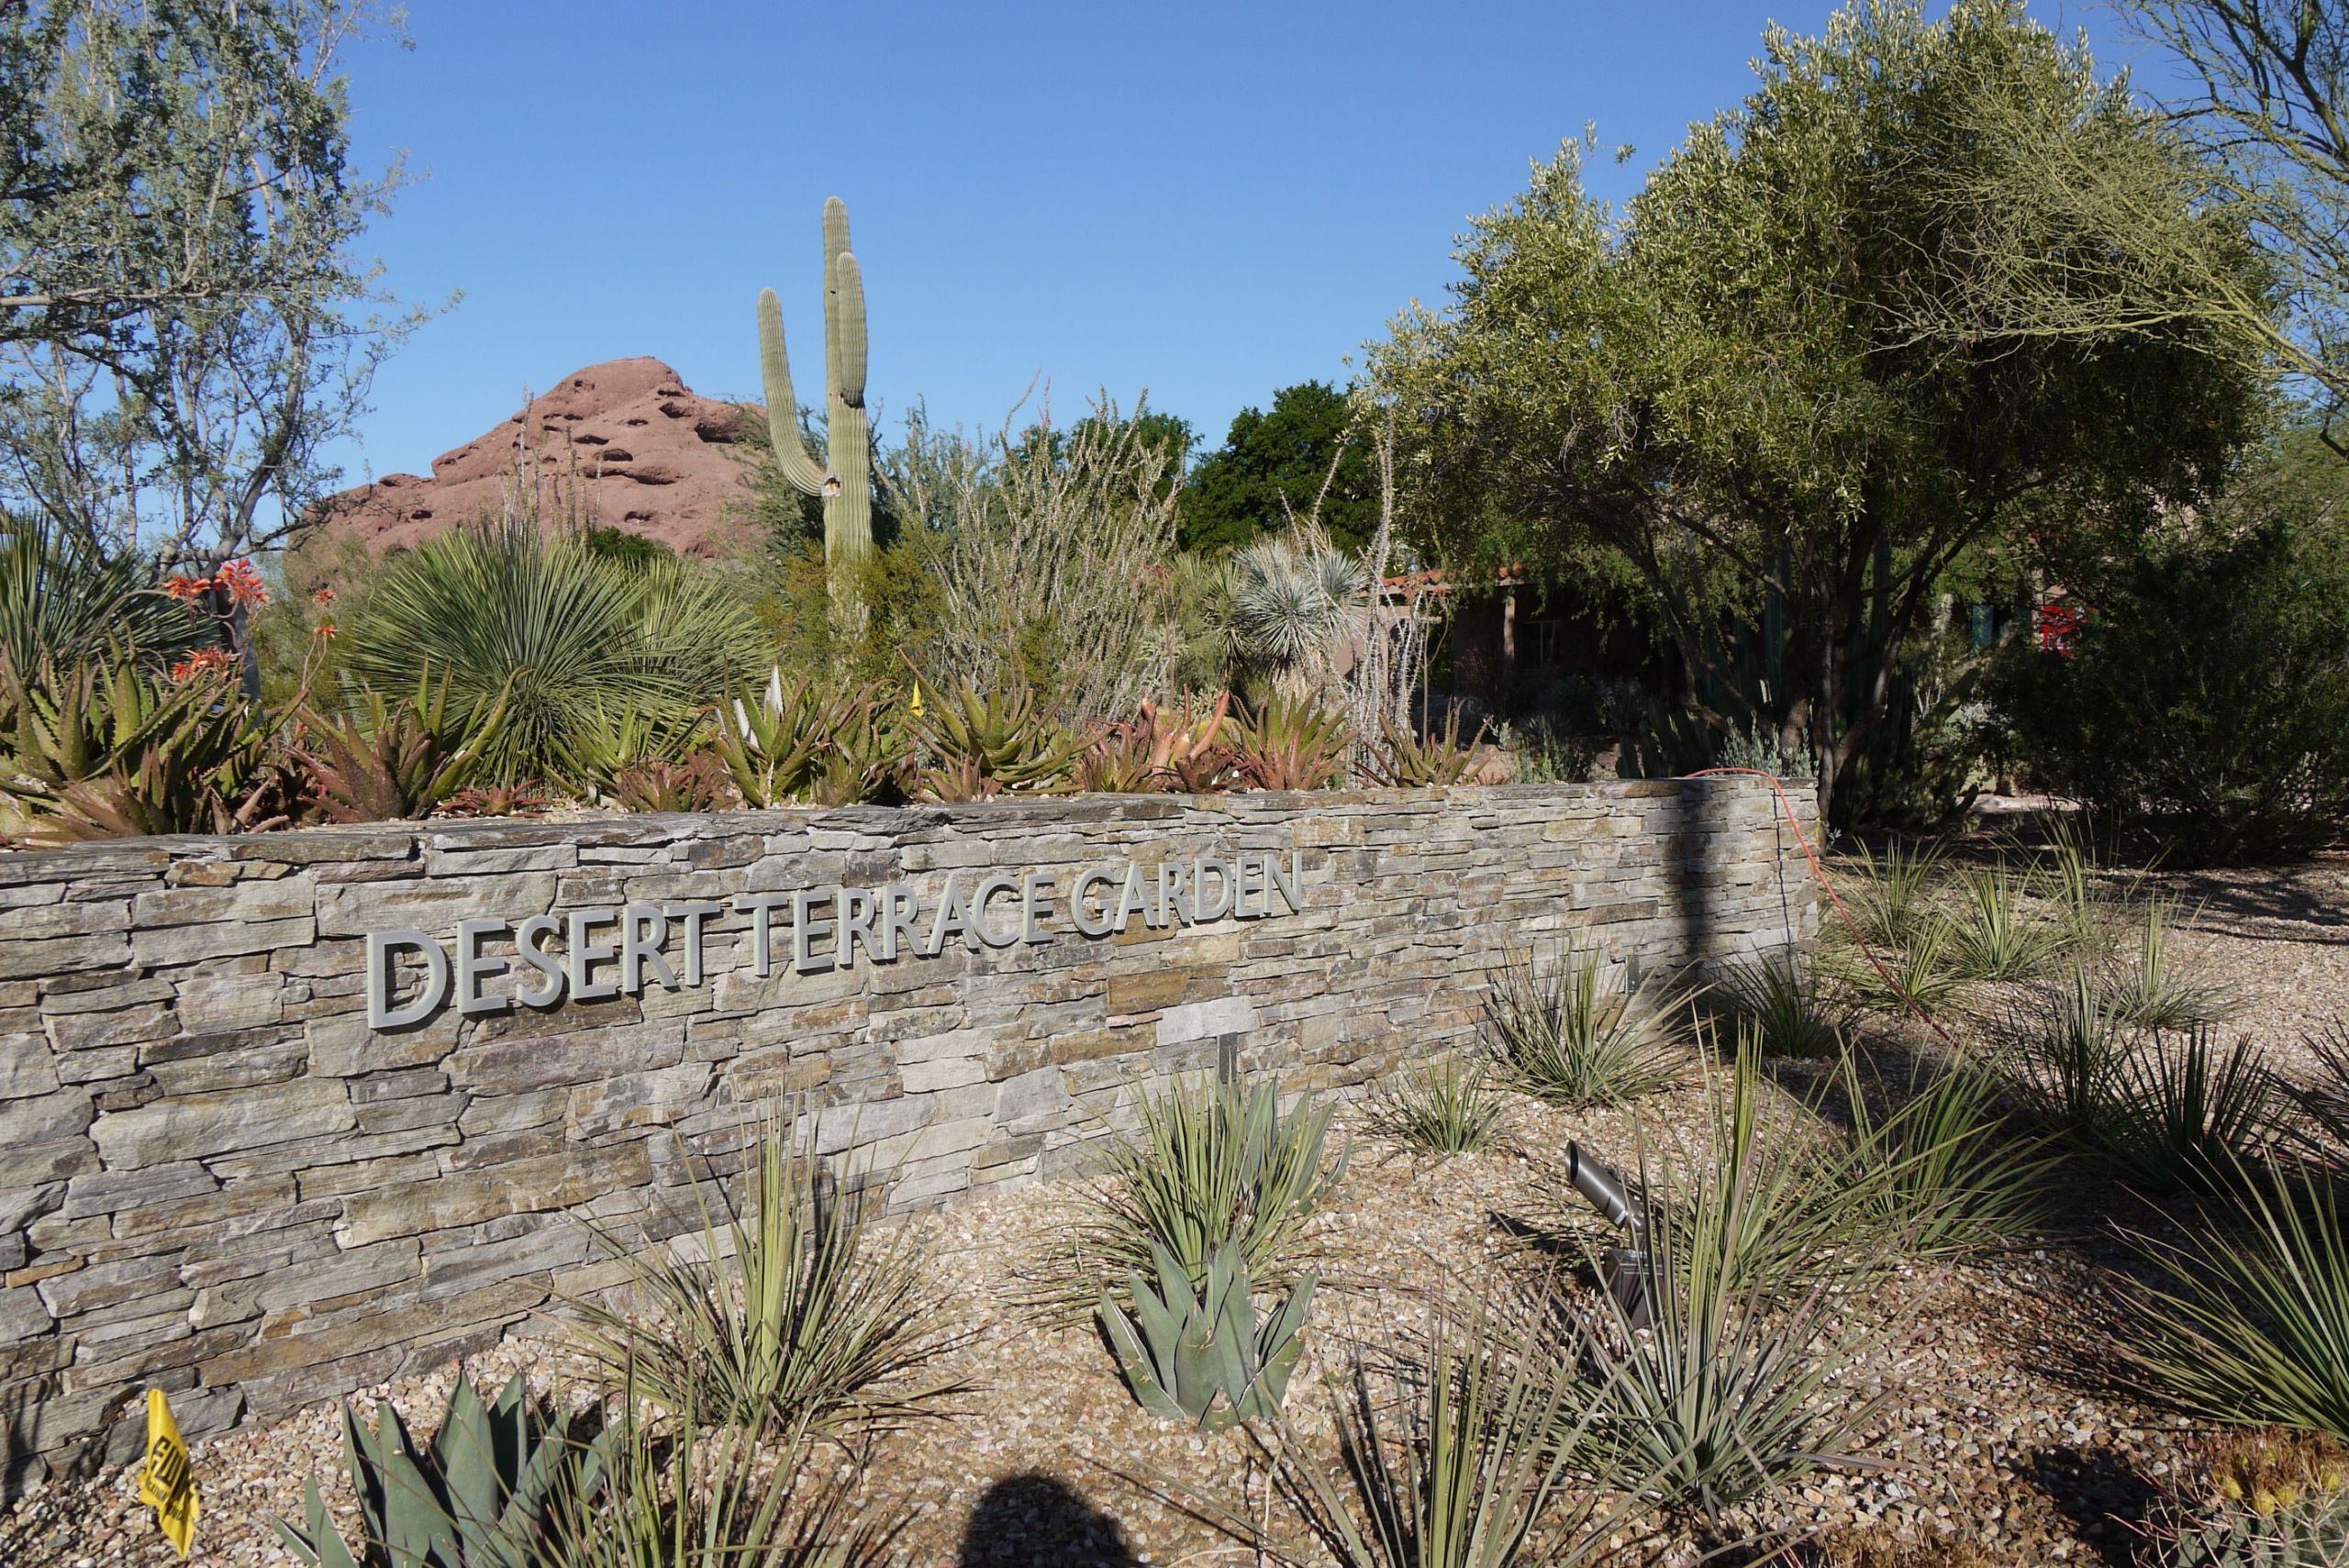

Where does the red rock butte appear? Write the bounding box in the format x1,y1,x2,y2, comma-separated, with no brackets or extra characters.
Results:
319,357,765,558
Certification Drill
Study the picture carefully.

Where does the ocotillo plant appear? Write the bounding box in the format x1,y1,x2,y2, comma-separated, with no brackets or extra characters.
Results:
758,195,874,631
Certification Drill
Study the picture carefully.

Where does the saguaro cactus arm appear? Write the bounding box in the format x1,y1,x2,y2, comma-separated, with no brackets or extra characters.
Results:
756,289,827,498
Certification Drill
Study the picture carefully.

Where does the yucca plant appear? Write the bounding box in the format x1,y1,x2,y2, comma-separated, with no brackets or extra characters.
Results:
1098,1237,1316,1430
1229,536,1365,702
1570,1050,1893,1529
1838,1051,2052,1260
1364,708,1492,788
1230,695,1352,791
342,520,768,783
1264,1308,1653,1568
1482,947,1697,1106
911,681,1079,800
2290,1021,2349,1152
540,1393,906,1568
1714,952,1846,1060
298,669,508,823
1834,915,1969,1018
2090,1027,2282,1195
2102,897,2232,1030
1367,1058,1511,1154
1947,866,2062,982
0,514,206,673
572,1110,958,1438
1072,1075,1347,1300
2011,968,2128,1134
1840,839,1947,951
2126,1162,2349,1444
273,1369,618,1568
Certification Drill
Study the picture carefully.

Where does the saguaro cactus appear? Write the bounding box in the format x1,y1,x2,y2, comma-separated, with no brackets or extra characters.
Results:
758,196,874,614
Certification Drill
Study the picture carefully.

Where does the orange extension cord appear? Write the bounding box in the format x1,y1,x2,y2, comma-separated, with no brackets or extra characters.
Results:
1684,765,1961,1050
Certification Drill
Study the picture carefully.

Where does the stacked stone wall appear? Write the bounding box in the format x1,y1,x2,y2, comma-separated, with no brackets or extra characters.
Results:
0,778,1816,1491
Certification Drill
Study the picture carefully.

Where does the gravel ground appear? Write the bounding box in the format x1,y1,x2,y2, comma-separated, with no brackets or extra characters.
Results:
7,853,2349,1568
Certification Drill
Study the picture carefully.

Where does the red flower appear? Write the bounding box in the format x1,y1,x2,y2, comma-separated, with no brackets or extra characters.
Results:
168,647,235,682
311,586,336,605
214,559,269,610
161,573,214,603
312,621,338,639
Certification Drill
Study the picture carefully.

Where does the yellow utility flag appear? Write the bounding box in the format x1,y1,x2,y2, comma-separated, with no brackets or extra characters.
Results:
908,680,925,718
135,1387,198,1558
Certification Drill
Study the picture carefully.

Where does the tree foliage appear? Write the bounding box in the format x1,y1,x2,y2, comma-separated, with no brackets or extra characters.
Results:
1372,0,2264,820
1182,381,1375,555
0,0,425,570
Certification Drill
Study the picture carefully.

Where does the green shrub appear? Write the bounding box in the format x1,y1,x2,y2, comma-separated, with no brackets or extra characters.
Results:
1993,513,2349,862
1483,947,1698,1105
1367,1058,1511,1154
1715,952,1846,1060
343,520,768,784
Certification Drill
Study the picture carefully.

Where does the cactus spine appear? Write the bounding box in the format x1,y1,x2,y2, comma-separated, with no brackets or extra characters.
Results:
758,196,873,625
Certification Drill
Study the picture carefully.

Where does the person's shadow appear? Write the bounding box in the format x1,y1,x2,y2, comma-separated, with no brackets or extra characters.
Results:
954,1473,1142,1568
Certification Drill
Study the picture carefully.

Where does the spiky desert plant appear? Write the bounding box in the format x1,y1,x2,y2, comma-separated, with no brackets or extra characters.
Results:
1947,865,2062,982
1364,708,1493,788
1074,693,1234,795
2126,1162,2349,1444
299,669,507,822
1367,1057,1511,1155
1230,534,1367,702
2012,967,2128,1133
759,196,874,631
552,692,707,805
911,681,1080,800
1571,1049,1894,1529
2291,1020,2349,1151
2152,1485,2349,1568
1840,839,1947,951
1835,914,1969,1018
1838,1050,2052,1260
343,520,766,783
1482,946,1697,1106
2091,1027,2282,1195
1268,1307,1653,1568
0,514,205,673
1074,1075,1347,1299
1098,1237,1316,1430
1230,694,1352,791
2102,897,2232,1030
1715,952,1846,1060
572,1110,958,1438
26,663,291,840
715,668,852,806
273,1370,618,1568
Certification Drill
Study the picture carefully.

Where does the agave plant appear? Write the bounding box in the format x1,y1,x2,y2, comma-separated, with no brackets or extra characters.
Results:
1364,708,1495,788
911,681,1079,800
273,1369,618,1568
553,693,709,805
1482,946,1697,1106
1098,1237,1315,1430
298,669,508,822
1230,695,1351,791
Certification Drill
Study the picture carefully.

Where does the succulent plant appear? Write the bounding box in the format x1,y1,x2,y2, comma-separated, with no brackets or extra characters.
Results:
1074,693,1234,795
299,669,508,822
759,196,874,628
1098,1237,1316,1431
912,682,1078,800
1229,695,1352,792
273,1369,617,1568
1364,707,1497,787
2159,1485,2349,1566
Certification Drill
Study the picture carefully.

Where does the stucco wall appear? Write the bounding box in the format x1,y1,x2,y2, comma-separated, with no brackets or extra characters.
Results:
0,777,1817,1491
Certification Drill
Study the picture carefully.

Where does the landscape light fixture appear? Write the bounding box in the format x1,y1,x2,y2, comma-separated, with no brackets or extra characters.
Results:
1565,1140,1653,1329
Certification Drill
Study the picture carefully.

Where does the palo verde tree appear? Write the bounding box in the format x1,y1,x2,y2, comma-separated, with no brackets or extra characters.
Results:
1371,0,2265,820
0,0,426,573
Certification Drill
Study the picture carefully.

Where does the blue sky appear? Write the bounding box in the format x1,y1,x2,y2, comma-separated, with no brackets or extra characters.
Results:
331,1,2144,484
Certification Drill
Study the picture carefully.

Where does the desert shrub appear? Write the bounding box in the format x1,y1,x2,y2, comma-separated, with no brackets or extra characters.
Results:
1230,534,1368,702
2011,968,2128,1133
1367,1058,1511,1154
2126,1163,2349,1444
572,1111,956,1438
1070,1075,1346,1299
1714,953,1846,1059
342,520,768,784
1833,914,1969,1018
1993,513,2349,862
1482,947,1698,1106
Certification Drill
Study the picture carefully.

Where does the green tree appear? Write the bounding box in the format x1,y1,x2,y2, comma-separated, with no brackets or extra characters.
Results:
1371,0,2263,820
0,0,426,571
1182,381,1375,554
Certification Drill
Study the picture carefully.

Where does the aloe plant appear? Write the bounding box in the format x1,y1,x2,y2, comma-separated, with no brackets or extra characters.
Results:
1229,694,1351,791
273,1370,617,1568
299,669,508,822
1074,693,1233,794
1098,1237,1315,1430
1364,708,1492,787
911,681,1078,800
